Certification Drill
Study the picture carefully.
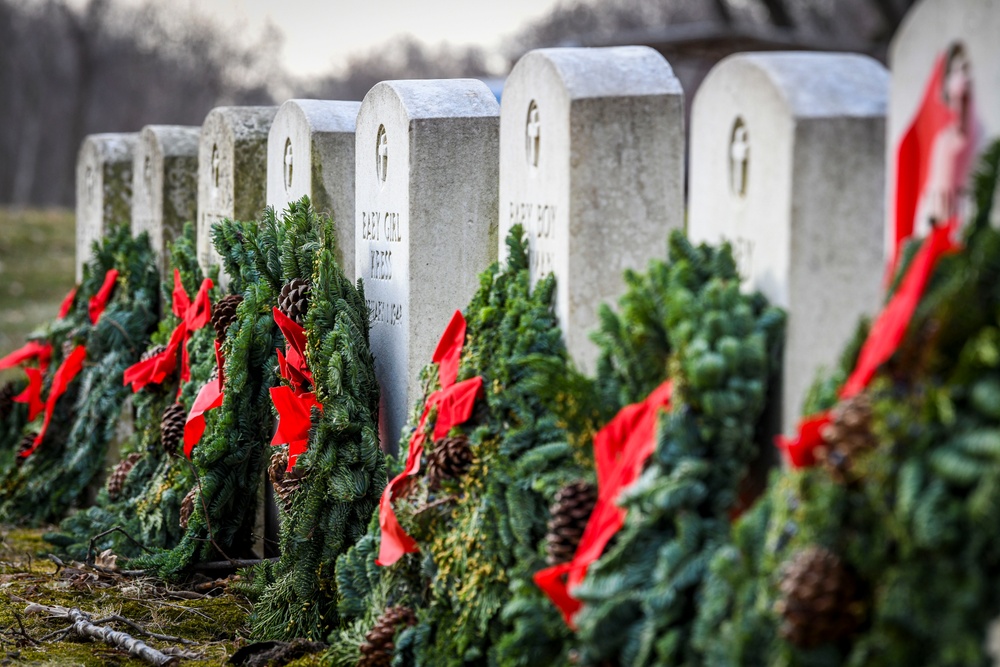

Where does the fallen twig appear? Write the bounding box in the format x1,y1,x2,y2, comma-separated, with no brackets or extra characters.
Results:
24,603,180,666
86,526,153,566
91,614,199,646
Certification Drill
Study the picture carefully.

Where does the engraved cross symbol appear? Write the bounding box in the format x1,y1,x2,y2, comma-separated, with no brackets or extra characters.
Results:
729,122,749,197
84,166,95,204
211,144,221,195
143,155,152,184
377,129,388,183
283,139,294,191
526,103,541,168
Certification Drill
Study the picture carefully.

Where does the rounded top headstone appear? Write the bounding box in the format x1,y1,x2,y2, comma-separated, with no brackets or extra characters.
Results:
506,46,681,100
275,99,362,134
698,52,888,120
201,106,277,139
78,133,138,164
138,126,200,158
360,79,500,122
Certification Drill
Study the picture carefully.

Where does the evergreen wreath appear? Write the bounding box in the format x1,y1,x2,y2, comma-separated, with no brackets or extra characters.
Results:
47,223,220,560
694,142,1000,667
498,231,784,666
234,197,385,642
0,224,160,525
326,227,586,667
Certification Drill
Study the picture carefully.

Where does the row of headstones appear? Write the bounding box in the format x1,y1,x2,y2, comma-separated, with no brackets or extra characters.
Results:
74,0,1000,451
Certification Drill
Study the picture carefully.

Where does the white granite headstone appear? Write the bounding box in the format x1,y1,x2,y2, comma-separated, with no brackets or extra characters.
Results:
887,0,1000,260
197,106,277,278
688,52,889,433
75,133,138,281
131,125,200,276
356,79,499,452
498,46,685,372
267,99,362,278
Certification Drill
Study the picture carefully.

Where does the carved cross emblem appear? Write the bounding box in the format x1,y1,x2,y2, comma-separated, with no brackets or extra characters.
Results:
376,127,388,183
84,165,95,204
143,155,152,184
210,144,221,196
729,120,749,197
283,139,294,191
526,102,540,168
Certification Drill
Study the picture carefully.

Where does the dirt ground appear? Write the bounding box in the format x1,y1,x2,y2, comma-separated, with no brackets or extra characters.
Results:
0,527,322,667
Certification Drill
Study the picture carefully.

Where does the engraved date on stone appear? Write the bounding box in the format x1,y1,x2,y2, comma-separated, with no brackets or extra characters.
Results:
367,298,403,327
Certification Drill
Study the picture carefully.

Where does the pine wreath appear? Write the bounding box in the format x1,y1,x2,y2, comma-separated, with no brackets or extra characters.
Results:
696,142,1000,666
328,227,588,667
46,222,219,561
0,224,160,525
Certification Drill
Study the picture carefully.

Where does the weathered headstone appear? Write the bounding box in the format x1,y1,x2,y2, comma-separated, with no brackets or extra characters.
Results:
887,0,1000,260
688,52,889,433
76,133,138,281
356,79,499,452
131,125,200,276
267,99,362,277
197,106,277,278
498,46,685,372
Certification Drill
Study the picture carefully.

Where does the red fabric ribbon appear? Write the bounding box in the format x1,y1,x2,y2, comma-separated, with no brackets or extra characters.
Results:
183,341,225,459
270,386,322,470
23,345,87,458
58,286,78,320
88,269,119,324
1,341,53,422
272,307,313,393
376,310,483,567
123,270,213,394
535,380,673,627
778,220,959,467
269,307,322,470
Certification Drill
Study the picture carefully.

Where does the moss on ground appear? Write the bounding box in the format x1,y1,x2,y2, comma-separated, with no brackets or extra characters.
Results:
0,526,253,665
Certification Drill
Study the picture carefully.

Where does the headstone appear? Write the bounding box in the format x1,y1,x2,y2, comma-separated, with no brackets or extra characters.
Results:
887,0,1000,260
131,125,200,276
498,46,685,372
267,99,362,277
356,79,499,452
75,133,138,281
197,106,278,279
687,52,889,433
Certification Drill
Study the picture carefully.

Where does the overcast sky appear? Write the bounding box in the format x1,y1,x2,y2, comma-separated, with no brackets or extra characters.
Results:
137,0,565,77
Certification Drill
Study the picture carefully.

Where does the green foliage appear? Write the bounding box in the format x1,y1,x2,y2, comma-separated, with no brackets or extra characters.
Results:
562,231,784,667
699,141,1000,666
47,223,218,559
0,224,160,525
236,198,386,642
327,226,583,666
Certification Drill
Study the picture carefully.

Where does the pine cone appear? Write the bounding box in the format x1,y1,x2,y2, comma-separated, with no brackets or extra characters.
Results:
140,344,167,363
106,452,143,500
211,294,243,339
160,402,186,456
424,435,473,489
775,545,861,648
278,279,311,325
0,381,19,421
816,394,878,483
357,606,416,667
16,432,36,460
545,481,598,566
269,449,306,508
179,484,199,530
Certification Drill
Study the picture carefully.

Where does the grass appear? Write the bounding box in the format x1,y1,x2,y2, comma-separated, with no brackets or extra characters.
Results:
0,207,76,382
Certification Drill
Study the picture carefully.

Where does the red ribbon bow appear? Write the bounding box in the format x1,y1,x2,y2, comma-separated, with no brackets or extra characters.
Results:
123,270,213,395
183,340,226,459
269,307,322,471
88,269,119,324
778,220,959,467
0,341,53,421
535,380,673,627
376,310,483,567
23,344,87,458
58,286,78,320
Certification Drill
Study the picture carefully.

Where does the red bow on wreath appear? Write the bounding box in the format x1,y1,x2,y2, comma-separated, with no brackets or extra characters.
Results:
269,307,322,471
123,270,213,396
778,220,959,467
183,340,225,459
88,269,119,324
0,341,53,421
376,310,483,567
535,380,673,627
22,344,88,458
